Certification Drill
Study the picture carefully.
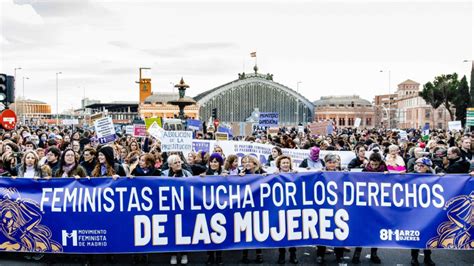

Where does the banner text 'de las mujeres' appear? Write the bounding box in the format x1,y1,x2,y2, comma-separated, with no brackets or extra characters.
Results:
0,172,472,253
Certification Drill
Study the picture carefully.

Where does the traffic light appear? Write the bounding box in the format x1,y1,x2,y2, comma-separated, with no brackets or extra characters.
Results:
6,76,15,103
0,74,15,106
211,108,217,119
0,74,7,103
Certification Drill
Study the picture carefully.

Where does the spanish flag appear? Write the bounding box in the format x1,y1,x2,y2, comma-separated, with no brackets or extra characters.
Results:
250,52,256,57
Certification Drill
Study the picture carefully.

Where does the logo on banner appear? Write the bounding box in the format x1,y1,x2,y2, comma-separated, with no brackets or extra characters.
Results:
62,230,78,246
0,188,63,252
427,192,474,249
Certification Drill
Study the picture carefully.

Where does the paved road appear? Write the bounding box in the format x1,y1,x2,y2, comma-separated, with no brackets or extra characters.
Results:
0,247,473,265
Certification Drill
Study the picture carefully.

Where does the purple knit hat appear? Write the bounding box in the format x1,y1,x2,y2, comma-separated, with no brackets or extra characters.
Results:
209,153,224,165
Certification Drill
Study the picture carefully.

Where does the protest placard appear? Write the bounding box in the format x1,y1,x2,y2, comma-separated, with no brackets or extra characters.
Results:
258,112,279,127
94,117,116,144
161,131,193,152
133,124,147,137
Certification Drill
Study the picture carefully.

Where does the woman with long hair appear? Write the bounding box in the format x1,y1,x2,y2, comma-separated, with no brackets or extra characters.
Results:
54,149,87,178
15,151,50,179
224,154,240,175
91,146,126,178
239,155,266,263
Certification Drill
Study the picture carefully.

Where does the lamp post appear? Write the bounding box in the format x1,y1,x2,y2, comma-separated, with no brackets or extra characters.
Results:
296,81,302,93
56,72,62,125
380,70,391,129
13,67,21,112
22,76,29,124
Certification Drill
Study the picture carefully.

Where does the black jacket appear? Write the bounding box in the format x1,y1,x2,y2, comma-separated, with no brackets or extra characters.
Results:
131,166,161,176
80,158,97,176
446,157,470,174
348,157,366,170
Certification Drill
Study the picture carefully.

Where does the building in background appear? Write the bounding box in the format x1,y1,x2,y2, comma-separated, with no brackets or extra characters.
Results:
86,101,139,124
194,66,314,125
10,99,52,124
313,95,375,128
394,79,452,129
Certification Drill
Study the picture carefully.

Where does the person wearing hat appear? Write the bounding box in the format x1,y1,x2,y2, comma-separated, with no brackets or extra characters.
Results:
410,156,436,266
91,146,126,178
316,153,344,264
299,146,325,170
412,157,435,174
431,147,448,174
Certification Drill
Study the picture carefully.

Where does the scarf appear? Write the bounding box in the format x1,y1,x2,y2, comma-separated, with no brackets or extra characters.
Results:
100,164,108,176
62,163,76,177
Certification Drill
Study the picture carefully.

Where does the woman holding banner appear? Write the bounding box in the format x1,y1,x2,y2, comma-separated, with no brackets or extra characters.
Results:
15,151,50,179
224,155,240,175
131,153,161,177
275,155,298,264
202,153,226,265
54,149,87,178
161,154,191,265
299,146,325,170
409,157,436,266
316,153,344,264
385,145,406,173
351,152,386,264
91,146,126,178
239,155,266,263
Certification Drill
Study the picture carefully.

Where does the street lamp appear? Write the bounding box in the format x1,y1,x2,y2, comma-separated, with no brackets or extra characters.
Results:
13,67,21,112
22,76,29,124
380,70,391,129
56,72,62,125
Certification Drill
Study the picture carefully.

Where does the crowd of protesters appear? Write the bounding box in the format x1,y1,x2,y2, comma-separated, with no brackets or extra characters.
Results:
0,124,473,266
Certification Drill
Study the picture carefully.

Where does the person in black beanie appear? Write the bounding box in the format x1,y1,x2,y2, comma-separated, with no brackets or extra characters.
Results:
91,146,126,178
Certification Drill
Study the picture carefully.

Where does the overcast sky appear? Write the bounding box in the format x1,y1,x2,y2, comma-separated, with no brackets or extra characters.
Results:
0,0,472,113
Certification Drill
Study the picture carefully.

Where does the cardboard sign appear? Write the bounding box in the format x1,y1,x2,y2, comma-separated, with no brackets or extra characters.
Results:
133,124,147,137
161,131,193,152
448,121,462,131
215,132,229,141
354,117,361,128
94,117,116,144
309,121,331,136
258,112,279,127
147,122,164,140
145,117,162,129
125,125,134,135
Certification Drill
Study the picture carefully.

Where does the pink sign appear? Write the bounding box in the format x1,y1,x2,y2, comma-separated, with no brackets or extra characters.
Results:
133,124,147,137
